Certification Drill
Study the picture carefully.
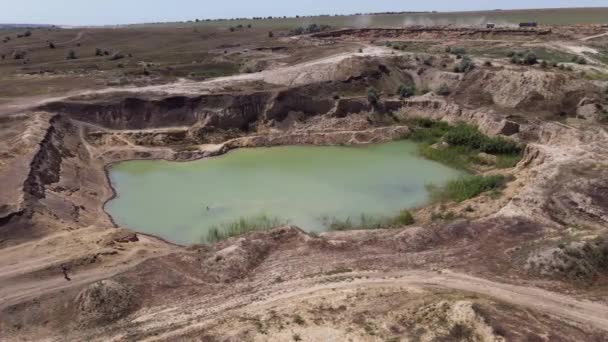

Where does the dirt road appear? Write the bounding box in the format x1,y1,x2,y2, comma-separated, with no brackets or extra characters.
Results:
580,31,608,41
133,269,608,341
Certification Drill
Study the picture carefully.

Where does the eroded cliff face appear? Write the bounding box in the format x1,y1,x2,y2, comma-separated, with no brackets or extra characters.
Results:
0,113,113,243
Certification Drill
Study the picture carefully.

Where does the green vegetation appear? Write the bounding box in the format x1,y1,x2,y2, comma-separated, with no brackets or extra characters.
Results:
443,124,521,155
293,314,306,325
571,56,588,65
203,215,287,243
66,50,77,60
150,8,608,30
324,210,415,231
437,83,450,96
449,47,467,56
407,118,524,170
398,84,416,98
453,56,474,73
428,175,507,203
367,87,380,106
290,23,332,35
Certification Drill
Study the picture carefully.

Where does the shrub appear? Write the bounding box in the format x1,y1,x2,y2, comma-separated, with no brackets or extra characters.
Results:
437,83,451,96
429,175,507,203
24,30,32,37
510,56,520,64
451,47,466,55
577,57,588,65
395,210,415,225
507,51,516,57
454,56,474,73
540,60,548,68
66,50,77,60
95,48,103,56
291,26,304,35
229,27,235,32
398,84,416,98
12,50,26,60
268,31,274,38
524,52,538,65
293,315,306,325
48,42,55,49
367,87,380,106
483,60,492,67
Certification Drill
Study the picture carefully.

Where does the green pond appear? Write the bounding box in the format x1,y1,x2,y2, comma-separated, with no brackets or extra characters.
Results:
106,141,463,244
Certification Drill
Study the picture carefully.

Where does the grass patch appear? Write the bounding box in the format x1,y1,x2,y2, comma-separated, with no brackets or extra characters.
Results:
428,175,507,203
323,210,415,232
469,46,577,64
419,144,479,170
203,214,287,243
406,118,524,170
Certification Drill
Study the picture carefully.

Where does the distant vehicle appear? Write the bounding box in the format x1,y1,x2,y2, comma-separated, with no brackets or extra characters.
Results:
519,22,538,28
486,23,496,29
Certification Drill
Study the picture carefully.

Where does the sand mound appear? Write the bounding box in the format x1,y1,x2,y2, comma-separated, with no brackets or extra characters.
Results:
75,279,137,326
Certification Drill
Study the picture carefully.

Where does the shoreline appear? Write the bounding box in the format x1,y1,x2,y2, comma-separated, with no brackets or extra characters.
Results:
99,133,416,247
99,132,478,247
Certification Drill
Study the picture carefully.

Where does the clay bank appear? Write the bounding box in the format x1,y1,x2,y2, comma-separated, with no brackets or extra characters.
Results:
106,141,462,244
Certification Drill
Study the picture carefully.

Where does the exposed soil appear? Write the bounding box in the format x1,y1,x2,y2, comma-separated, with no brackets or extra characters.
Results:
1,24,608,341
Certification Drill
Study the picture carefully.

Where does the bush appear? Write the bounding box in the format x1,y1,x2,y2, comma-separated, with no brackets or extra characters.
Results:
451,47,466,55
268,31,274,38
510,56,521,64
395,210,415,225
454,56,474,73
483,60,492,67
291,26,304,35
524,52,538,65
95,48,103,56
49,42,55,49
540,60,548,68
66,50,77,60
398,84,416,98
429,175,507,203
367,87,380,106
437,83,451,96
24,30,32,37
507,51,516,57
12,50,26,60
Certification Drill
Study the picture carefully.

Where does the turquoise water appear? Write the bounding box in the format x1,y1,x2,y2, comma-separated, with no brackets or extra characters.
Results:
106,141,462,244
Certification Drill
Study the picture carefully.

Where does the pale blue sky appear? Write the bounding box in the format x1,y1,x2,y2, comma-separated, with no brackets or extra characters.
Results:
1,0,607,26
